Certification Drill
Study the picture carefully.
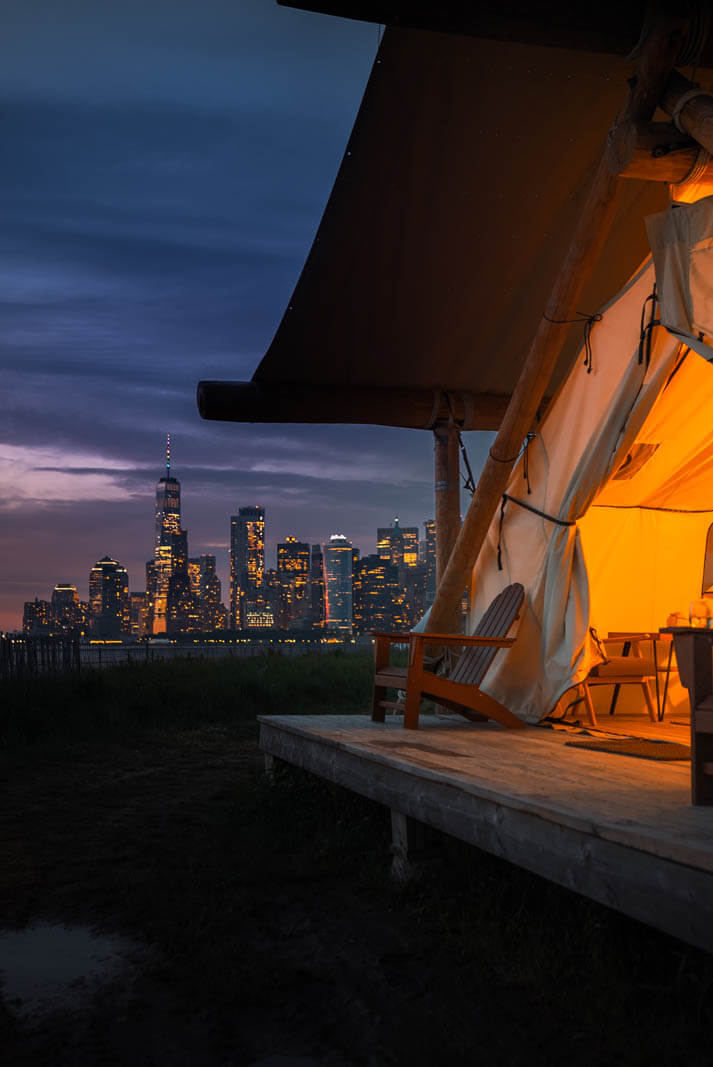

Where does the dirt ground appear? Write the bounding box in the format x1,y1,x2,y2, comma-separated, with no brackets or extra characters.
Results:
2,724,713,1067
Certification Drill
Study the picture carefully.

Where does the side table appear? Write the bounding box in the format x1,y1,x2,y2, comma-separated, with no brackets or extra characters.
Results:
661,627,713,805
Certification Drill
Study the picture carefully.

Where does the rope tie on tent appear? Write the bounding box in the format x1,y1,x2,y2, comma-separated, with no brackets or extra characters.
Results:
522,432,536,495
459,434,476,496
543,311,602,373
444,393,477,496
589,626,609,665
497,493,575,571
638,285,660,368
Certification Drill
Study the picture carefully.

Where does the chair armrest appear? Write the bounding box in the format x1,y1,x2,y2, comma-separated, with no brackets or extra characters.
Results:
371,632,413,642
604,633,660,642
409,632,515,648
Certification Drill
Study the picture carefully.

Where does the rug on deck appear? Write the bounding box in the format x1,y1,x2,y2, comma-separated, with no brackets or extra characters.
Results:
565,738,691,761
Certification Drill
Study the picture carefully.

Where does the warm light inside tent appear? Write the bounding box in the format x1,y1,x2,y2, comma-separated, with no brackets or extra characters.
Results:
468,197,713,723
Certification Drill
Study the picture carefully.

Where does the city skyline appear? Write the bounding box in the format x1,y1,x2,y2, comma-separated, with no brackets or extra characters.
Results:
0,1,489,631
13,438,440,634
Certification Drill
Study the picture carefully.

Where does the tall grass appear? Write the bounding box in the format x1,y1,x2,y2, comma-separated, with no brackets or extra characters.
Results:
0,650,374,748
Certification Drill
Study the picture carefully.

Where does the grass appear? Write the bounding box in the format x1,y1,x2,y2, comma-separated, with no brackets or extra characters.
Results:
0,650,374,749
3,652,713,1064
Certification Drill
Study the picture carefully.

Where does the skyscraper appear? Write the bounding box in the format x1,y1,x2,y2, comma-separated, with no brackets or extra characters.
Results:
376,518,423,626
353,554,405,634
89,556,130,638
377,517,419,569
23,598,51,636
276,536,310,629
308,544,325,630
145,436,191,634
323,534,353,633
198,554,226,630
50,583,84,635
423,519,437,605
230,506,265,628
166,530,200,633
129,592,147,637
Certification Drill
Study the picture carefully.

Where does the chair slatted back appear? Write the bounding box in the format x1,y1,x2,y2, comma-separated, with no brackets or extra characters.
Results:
450,583,524,688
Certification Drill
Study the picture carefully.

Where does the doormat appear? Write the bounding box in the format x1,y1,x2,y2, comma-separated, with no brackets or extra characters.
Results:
565,738,690,761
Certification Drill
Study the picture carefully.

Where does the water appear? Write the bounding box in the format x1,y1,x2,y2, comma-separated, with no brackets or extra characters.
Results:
0,922,140,1018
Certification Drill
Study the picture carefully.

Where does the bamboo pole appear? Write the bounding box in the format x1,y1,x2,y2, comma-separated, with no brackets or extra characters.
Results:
426,9,693,637
433,424,462,633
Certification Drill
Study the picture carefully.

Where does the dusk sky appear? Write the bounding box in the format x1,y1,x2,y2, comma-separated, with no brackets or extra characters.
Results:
0,0,488,630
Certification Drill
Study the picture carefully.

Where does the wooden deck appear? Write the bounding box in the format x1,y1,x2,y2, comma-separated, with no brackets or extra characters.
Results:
258,710,713,953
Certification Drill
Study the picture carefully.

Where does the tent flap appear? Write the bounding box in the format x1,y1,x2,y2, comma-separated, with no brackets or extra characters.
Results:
470,198,713,722
647,195,713,361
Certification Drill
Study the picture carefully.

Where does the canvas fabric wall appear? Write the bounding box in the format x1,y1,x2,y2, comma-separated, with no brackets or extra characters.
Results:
469,198,713,722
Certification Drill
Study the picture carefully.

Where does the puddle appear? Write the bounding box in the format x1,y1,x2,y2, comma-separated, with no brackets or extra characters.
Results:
0,922,141,1019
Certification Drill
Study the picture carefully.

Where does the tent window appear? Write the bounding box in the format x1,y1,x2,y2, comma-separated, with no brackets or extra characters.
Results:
611,442,659,481
703,524,713,595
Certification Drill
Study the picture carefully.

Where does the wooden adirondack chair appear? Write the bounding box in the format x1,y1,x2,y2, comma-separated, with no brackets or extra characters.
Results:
372,583,526,730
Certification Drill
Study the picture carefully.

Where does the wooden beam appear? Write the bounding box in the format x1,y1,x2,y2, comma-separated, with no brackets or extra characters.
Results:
661,69,713,156
620,122,707,182
196,380,510,431
426,10,695,637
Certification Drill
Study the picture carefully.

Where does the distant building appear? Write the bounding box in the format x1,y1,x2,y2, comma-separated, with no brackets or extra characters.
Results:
196,554,225,630
353,554,405,634
276,536,311,629
129,592,147,637
51,583,84,635
375,518,426,627
89,557,130,637
187,558,202,601
422,519,437,605
244,606,275,628
23,598,51,636
230,506,265,628
167,530,200,633
323,534,353,633
146,437,183,634
401,563,427,628
307,544,325,630
377,517,419,570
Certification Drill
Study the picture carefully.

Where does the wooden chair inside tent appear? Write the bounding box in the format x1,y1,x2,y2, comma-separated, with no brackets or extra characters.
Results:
372,583,526,730
577,638,658,727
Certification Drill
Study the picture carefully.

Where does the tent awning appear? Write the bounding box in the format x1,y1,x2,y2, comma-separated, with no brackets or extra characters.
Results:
199,26,669,429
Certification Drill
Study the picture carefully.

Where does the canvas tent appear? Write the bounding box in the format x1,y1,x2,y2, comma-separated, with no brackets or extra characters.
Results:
199,4,713,718
198,25,671,428
471,195,713,722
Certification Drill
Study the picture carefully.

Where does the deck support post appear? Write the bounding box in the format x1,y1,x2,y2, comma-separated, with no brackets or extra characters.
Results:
264,752,287,783
390,809,439,882
425,10,694,638
433,423,462,634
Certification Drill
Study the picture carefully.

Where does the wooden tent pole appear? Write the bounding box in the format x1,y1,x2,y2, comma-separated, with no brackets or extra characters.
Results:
426,10,691,637
433,424,462,633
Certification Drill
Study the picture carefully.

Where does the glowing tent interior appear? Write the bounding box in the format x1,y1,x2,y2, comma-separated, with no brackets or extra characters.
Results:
471,196,713,722
198,3,713,722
